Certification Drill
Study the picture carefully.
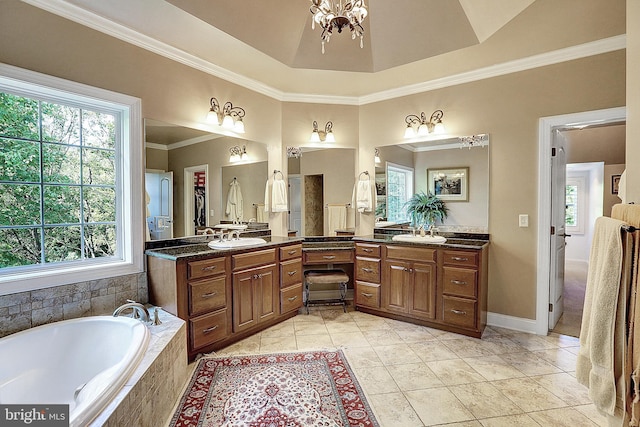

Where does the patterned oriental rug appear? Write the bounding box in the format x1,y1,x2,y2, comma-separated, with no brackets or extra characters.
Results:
169,350,379,427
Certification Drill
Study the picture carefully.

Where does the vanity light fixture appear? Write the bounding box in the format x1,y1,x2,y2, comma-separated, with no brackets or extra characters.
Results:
374,148,381,164
229,145,248,162
459,134,489,149
287,147,303,158
404,110,445,139
309,0,368,54
310,120,335,143
207,97,246,134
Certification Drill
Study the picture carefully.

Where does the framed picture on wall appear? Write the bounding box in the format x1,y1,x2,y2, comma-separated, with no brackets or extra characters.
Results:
612,174,621,195
427,167,469,202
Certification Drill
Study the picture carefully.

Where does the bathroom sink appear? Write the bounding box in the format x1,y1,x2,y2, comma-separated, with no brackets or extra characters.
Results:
207,237,267,249
374,221,396,228
213,224,248,230
391,234,447,244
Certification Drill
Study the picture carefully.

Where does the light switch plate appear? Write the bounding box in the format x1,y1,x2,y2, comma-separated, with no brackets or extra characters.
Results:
519,214,529,227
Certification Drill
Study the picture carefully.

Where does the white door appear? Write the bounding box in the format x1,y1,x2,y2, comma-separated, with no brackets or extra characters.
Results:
549,130,568,329
288,175,302,236
145,171,174,240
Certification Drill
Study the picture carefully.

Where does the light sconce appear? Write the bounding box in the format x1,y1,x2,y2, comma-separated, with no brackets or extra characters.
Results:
309,120,335,143
404,110,445,139
458,134,489,149
374,148,381,164
229,145,248,163
287,147,303,158
207,97,246,133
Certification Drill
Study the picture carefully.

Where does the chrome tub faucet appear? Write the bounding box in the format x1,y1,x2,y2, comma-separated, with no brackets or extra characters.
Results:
113,300,150,323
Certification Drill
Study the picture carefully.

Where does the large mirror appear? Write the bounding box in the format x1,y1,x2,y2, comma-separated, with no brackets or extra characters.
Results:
375,135,489,233
144,119,268,240
287,147,356,236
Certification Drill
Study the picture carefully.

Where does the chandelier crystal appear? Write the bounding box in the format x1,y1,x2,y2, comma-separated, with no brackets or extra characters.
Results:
310,0,368,54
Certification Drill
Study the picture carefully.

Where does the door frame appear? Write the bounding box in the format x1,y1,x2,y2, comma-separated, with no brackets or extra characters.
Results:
184,164,209,236
535,106,626,335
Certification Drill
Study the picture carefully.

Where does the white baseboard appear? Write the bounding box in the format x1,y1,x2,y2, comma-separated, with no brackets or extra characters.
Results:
487,312,539,334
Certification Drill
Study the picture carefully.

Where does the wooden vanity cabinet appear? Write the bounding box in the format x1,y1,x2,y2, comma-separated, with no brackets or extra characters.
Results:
383,246,437,320
280,244,303,314
232,249,278,333
355,243,381,308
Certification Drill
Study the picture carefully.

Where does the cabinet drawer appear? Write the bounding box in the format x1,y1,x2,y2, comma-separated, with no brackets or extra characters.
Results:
280,244,302,261
188,257,226,280
355,282,380,308
281,258,302,288
355,258,381,283
304,249,353,264
443,267,477,298
281,283,303,313
443,296,477,329
189,276,227,315
443,250,479,268
233,248,276,270
190,309,227,350
386,245,436,263
355,243,381,258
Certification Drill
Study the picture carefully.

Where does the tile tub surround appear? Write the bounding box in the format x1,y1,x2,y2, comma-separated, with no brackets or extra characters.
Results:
0,272,148,338
91,309,188,427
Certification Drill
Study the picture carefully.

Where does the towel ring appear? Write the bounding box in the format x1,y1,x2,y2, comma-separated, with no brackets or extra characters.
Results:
358,171,370,181
273,170,284,180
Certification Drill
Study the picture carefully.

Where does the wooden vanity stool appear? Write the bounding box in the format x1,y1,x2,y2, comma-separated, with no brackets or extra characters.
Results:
304,269,349,313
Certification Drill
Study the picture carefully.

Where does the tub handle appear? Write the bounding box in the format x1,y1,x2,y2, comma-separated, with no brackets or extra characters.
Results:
202,325,219,334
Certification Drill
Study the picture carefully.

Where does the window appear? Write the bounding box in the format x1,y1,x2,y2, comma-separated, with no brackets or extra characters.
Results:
0,64,143,295
565,176,585,235
386,163,414,223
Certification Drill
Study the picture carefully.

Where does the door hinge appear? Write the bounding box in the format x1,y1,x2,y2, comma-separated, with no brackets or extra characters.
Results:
549,303,553,312
551,226,555,235
551,147,556,156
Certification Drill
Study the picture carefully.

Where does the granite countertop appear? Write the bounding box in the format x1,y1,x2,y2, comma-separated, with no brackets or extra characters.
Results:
145,236,304,261
354,235,489,250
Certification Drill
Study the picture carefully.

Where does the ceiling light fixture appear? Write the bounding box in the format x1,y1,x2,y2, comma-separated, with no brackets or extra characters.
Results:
207,97,246,133
309,120,335,143
309,0,368,54
459,134,489,149
229,145,248,162
404,110,445,139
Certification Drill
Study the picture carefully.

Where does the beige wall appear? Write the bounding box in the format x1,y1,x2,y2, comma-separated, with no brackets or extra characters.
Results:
0,1,631,322
145,148,169,172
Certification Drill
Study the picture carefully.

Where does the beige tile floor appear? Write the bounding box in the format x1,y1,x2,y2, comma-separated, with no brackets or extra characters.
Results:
204,306,606,427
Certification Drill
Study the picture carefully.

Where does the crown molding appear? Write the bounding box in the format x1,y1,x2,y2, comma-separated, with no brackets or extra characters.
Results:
23,0,625,106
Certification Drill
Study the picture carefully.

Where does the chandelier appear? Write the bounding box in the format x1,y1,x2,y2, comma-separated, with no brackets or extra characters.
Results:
310,0,368,54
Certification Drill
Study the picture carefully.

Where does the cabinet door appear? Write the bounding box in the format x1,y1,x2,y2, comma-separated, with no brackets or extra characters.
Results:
385,260,410,314
256,265,278,323
233,270,257,333
409,262,436,320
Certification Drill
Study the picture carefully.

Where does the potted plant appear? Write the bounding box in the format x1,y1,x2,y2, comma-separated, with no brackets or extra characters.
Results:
405,191,448,230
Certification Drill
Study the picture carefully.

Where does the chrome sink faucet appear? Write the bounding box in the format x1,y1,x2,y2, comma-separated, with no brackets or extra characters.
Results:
113,300,150,323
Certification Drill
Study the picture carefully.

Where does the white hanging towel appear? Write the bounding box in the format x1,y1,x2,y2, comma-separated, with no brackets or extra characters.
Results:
327,205,347,236
256,203,266,222
272,178,288,212
225,179,243,221
352,178,373,213
263,179,271,213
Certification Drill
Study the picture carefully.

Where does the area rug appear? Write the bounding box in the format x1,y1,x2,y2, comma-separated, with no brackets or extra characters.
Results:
169,350,379,427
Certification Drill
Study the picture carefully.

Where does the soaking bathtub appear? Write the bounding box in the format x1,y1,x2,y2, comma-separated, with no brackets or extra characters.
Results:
0,316,150,427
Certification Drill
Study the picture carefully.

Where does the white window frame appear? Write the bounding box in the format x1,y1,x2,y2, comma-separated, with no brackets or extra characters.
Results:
385,162,414,223
0,63,144,295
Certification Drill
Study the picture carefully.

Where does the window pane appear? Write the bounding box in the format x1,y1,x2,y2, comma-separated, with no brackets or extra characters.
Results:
82,110,116,149
41,102,80,145
84,224,116,258
0,138,40,182
44,226,81,262
42,143,81,184
565,184,578,227
0,184,41,226
44,185,81,224
84,187,116,222
83,148,115,185
0,93,39,140
0,228,42,267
